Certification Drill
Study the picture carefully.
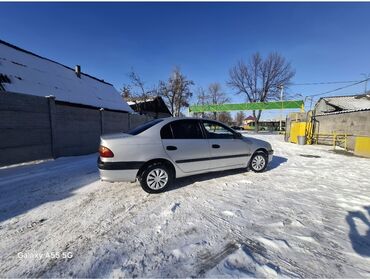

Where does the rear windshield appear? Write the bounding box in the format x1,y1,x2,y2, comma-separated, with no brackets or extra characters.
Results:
126,119,163,135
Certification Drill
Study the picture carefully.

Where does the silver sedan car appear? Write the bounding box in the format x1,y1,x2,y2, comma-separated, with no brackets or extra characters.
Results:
98,117,273,193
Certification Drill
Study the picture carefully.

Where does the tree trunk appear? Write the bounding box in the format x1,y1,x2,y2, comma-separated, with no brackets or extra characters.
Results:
252,111,258,133
253,110,262,133
171,103,175,116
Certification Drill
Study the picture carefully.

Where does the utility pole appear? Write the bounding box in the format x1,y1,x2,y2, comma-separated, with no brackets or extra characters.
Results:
304,96,314,111
361,73,370,94
278,85,284,131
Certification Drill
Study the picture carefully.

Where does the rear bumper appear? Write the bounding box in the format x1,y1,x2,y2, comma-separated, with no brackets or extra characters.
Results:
99,169,138,182
98,158,142,182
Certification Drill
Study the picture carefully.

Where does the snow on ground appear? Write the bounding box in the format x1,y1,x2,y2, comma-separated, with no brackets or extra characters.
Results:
0,134,370,277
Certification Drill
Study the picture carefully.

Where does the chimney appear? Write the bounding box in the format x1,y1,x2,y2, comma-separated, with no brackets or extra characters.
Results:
75,65,81,78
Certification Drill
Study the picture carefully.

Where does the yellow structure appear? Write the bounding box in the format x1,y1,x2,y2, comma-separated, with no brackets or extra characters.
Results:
354,137,370,158
290,122,307,143
311,133,349,150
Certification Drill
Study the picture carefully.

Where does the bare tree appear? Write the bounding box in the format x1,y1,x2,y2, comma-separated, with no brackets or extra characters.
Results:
218,112,233,125
121,69,157,102
228,52,295,131
121,85,132,100
158,67,194,117
235,111,246,126
194,87,210,118
208,83,230,120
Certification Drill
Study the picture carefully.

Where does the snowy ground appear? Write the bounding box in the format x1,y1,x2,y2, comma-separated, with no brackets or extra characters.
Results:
0,134,370,277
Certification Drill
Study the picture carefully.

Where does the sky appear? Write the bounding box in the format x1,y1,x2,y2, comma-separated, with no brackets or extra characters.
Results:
0,2,370,119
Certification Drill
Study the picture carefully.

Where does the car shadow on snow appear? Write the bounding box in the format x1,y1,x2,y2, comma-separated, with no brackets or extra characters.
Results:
266,155,287,171
167,155,287,192
168,168,247,192
0,155,99,223
346,206,370,257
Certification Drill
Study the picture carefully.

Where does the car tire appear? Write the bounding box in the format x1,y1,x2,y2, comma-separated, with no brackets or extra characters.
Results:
139,163,173,193
249,151,268,173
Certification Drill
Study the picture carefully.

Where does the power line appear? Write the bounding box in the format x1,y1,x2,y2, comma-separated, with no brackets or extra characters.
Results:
291,80,361,86
306,78,370,98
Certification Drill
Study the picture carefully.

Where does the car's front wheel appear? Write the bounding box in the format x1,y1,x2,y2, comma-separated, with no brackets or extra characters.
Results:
249,151,268,172
139,163,173,193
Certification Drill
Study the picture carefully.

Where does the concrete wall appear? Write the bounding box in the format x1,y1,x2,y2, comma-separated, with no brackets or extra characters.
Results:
129,114,153,129
0,93,52,166
53,104,102,157
101,110,129,135
137,111,172,119
0,92,153,166
314,110,370,150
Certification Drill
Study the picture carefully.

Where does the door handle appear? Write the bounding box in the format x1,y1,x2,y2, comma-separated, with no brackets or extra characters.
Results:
166,146,177,151
212,144,220,149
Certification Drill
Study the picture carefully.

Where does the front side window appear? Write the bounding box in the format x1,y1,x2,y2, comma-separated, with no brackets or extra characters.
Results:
202,121,235,139
169,120,204,139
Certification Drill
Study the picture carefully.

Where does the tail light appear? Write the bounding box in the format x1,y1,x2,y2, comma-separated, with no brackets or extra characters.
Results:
99,146,114,158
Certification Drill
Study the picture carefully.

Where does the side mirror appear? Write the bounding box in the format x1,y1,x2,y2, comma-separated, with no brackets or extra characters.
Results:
234,132,242,139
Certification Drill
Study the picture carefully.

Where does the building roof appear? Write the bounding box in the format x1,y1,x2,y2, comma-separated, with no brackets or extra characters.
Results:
244,115,256,121
128,96,172,115
0,40,133,112
315,94,370,115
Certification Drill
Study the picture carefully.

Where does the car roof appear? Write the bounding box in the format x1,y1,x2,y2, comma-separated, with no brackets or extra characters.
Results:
134,116,235,138
160,117,223,124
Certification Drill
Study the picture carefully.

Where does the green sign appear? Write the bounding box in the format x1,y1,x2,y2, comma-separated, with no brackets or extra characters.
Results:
189,100,304,113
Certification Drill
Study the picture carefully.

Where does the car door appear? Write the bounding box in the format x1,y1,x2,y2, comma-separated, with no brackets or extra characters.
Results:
161,119,212,173
201,120,251,169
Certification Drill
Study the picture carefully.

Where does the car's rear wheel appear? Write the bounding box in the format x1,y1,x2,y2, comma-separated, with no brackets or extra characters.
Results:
249,151,268,172
139,163,173,193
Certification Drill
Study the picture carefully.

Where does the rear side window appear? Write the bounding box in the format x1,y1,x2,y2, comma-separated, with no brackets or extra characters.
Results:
166,120,204,139
127,119,163,135
160,123,173,139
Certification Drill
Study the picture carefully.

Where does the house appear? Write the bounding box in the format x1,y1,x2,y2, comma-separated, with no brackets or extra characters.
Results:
242,115,256,128
0,40,144,166
127,96,172,118
243,115,285,131
0,39,133,113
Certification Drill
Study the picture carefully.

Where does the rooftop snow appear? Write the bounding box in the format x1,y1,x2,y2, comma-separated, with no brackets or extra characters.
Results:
0,40,133,112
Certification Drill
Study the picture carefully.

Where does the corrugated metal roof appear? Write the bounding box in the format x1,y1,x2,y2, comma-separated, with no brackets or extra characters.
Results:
0,40,133,113
315,94,370,115
315,107,370,116
323,95,370,110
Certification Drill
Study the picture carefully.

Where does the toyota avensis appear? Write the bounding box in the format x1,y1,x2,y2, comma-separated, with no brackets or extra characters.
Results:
98,117,273,193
